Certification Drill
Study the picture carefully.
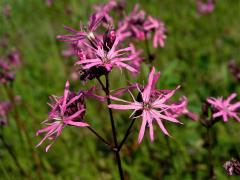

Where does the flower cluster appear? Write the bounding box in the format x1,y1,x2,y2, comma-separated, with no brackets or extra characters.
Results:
37,0,195,151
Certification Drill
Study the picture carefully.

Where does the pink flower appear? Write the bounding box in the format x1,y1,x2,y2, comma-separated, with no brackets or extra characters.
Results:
109,67,182,143
196,0,215,15
144,16,167,48
36,81,89,152
8,50,21,66
45,0,54,7
0,101,11,116
57,13,103,43
0,59,15,84
207,93,240,122
0,100,12,126
167,96,199,121
0,50,20,84
75,37,138,73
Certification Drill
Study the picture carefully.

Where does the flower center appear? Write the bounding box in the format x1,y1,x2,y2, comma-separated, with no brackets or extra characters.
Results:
143,102,152,110
102,53,110,64
87,32,95,40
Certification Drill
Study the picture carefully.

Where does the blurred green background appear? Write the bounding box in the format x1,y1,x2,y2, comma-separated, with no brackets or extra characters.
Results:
1,0,240,179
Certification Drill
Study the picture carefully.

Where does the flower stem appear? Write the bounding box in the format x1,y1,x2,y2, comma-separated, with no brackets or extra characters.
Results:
206,126,215,180
97,75,124,179
144,33,154,63
118,118,136,151
87,126,112,150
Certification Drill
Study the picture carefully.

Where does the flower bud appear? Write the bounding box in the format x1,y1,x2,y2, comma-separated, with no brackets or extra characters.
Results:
103,29,116,52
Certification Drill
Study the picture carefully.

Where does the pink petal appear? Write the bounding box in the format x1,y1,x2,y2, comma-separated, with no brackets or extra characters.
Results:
75,58,100,65
61,81,70,116
226,93,237,104
66,121,89,127
213,111,223,119
108,104,142,110
138,112,148,143
149,121,154,142
229,102,240,111
64,109,85,122
66,94,82,107
115,62,137,72
150,110,170,136
223,113,228,122
142,67,155,102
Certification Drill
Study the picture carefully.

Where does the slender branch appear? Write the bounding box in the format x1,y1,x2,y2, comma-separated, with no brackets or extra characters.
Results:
118,118,136,151
96,77,106,92
87,127,112,149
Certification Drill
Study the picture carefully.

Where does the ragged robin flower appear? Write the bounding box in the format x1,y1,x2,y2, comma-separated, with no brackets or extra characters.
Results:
36,81,89,152
207,93,240,122
109,67,182,143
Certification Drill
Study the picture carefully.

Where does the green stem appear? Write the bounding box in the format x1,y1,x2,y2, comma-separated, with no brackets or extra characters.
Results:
206,127,215,180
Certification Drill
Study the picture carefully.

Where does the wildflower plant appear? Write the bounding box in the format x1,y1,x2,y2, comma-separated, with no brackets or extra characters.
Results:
36,1,202,179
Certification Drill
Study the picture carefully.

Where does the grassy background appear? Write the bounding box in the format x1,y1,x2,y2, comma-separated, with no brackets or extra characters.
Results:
1,0,240,179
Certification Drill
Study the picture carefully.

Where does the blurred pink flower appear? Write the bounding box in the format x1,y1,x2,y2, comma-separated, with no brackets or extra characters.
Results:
93,0,117,24
0,59,15,84
36,81,89,152
167,96,199,121
196,0,215,14
109,67,182,143
45,0,54,7
0,50,21,84
2,4,11,17
207,93,240,122
144,16,167,48
0,101,12,126
8,50,21,66
117,4,146,41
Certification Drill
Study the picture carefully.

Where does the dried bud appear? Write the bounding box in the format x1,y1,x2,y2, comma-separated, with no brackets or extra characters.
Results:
228,59,240,81
201,101,210,117
0,118,7,126
223,159,240,176
79,66,108,81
